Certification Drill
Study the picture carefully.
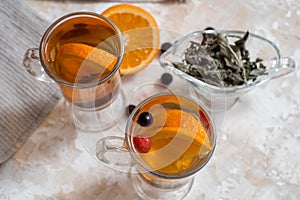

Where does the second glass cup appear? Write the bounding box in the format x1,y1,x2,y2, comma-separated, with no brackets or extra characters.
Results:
96,93,217,199
23,12,125,131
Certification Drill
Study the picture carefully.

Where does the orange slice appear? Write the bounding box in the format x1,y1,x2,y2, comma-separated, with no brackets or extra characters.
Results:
151,127,212,157
57,43,117,83
102,4,160,75
59,43,117,67
151,109,212,151
140,127,212,174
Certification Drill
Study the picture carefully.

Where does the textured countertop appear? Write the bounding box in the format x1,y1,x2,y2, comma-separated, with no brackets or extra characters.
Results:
0,0,299,199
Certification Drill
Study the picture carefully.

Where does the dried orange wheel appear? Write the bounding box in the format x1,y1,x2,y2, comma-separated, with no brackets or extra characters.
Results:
102,4,160,75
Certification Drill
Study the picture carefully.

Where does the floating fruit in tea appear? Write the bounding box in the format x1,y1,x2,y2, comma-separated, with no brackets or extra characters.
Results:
140,126,211,174
133,135,151,153
138,109,212,174
151,110,211,149
137,112,153,127
56,43,117,83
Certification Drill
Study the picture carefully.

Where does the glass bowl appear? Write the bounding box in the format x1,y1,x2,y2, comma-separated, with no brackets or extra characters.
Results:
159,30,296,112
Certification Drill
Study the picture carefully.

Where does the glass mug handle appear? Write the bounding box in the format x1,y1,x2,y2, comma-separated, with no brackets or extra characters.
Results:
272,57,296,79
96,136,134,168
23,48,54,83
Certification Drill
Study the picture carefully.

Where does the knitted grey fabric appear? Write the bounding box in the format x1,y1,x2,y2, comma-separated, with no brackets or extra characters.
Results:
0,0,61,164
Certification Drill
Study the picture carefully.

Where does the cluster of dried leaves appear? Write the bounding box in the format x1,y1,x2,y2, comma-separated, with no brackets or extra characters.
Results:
172,30,267,87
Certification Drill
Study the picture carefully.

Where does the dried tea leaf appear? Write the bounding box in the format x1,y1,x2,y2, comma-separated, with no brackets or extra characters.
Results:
172,29,267,87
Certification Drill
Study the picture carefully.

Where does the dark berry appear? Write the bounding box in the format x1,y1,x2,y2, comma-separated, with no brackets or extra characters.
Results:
204,27,215,31
133,135,151,153
203,27,216,39
160,42,172,54
160,73,173,85
126,104,136,116
137,112,153,127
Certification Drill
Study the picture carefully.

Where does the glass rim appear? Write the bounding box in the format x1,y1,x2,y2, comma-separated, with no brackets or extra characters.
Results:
125,92,217,179
39,12,124,89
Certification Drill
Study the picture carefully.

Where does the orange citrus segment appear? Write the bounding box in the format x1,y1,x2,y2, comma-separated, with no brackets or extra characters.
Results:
59,43,117,67
151,127,212,158
57,43,117,82
102,4,160,75
152,109,212,151
140,127,211,174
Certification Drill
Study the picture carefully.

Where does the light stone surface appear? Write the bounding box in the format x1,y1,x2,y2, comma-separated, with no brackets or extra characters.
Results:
0,0,299,199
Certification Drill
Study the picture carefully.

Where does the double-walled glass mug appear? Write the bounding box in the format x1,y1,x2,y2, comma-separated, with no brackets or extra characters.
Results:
23,12,125,131
96,93,217,199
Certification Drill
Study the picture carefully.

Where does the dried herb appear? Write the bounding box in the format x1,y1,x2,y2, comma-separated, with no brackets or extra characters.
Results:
172,29,267,87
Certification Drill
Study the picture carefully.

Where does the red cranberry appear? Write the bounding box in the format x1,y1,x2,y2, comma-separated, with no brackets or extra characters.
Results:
133,135,151,153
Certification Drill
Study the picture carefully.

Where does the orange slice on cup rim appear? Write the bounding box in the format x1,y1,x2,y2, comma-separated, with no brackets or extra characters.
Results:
102,4,160,75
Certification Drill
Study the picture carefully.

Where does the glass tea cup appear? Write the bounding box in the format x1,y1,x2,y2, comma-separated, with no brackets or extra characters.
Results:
96,92,217,199
23,12,125,131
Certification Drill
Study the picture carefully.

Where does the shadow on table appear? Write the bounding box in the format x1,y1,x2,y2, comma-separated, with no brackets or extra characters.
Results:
58,171,138,199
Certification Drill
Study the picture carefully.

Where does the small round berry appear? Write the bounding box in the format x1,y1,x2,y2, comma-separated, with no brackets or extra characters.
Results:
203,27,216,39
126,104,136,116
160,42,172,54
137,112,153,127
133,135,151,153
204,27,215,31
160,73,173,85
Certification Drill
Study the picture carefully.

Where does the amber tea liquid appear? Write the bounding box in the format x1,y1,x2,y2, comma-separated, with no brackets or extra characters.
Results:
41,13,122,110
129,94,214,177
